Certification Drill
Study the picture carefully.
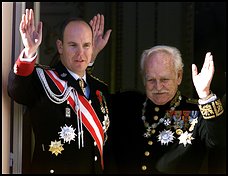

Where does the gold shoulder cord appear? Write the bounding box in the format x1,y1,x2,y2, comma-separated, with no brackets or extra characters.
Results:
198,99,224,119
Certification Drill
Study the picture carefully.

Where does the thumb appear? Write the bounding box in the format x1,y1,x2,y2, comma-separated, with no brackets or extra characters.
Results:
103,29,112,43
192,64,198,78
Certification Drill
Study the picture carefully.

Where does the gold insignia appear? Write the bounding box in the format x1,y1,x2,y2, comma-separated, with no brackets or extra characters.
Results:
199,99,224,119
90,74,108,86
186,98,198,104
49,140,64,156
176,129,183,135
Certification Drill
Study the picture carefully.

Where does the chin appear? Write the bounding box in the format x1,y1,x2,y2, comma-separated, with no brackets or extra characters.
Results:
150,98,165,105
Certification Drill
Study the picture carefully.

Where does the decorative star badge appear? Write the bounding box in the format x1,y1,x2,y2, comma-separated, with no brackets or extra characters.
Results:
157,129,175,145
178,131,194,147
49,140,64,156
58,124,76,144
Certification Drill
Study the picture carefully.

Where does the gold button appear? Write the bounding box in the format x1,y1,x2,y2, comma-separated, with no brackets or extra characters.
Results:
144,151,150,156
153,115,158,121
151,129,156,134
148,141,153,145
142,165,147,171
154,107,159,112
176,129,183,135
50,169,54,174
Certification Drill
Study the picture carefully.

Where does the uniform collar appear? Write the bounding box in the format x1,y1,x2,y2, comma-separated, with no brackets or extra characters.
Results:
54,61,86,83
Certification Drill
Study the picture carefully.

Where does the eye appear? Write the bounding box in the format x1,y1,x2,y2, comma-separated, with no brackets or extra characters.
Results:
160,79,170,83
70,44,76,47
84,43,91,48
147,79,156,84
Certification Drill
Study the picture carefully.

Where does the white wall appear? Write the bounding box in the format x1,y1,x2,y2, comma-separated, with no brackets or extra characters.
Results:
2,2,13,174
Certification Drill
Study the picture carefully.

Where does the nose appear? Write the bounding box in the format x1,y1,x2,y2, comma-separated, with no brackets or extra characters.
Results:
76,46,83,56
155,80,163,90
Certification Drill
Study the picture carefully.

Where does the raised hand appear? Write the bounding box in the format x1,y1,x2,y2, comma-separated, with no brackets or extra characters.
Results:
192,52,215,98
19,9,42,58
89,13,112,62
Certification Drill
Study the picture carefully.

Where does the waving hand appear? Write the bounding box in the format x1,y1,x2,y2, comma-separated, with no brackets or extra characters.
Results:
19,9,42,58
89,13,112,62
192,52,215,98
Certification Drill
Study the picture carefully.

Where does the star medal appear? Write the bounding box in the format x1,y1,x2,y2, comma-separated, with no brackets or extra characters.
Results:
157,129,175,145
49,140,64,156
178,131,194,147
58,124,76,144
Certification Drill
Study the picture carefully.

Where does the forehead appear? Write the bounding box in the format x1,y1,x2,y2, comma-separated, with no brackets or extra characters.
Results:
145,52,177,77
146,51,173,67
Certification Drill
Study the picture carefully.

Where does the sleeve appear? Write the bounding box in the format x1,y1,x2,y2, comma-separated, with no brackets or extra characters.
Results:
13,49,37,76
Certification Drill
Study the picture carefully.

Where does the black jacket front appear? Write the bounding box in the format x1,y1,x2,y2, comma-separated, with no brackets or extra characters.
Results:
8,61,111,174
108,91,225,174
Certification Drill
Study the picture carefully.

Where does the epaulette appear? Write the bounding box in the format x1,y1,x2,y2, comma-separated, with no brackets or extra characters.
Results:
90,74,108,86
186,97,198,104
35,63,55,71
86,65,94,75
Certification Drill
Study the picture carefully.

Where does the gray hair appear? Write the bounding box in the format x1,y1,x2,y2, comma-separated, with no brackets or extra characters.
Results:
140,45,184,77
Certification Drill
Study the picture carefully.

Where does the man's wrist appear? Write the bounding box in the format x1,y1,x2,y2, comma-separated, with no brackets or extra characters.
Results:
20,48,37,62
198,91,217,105
199,91,213,101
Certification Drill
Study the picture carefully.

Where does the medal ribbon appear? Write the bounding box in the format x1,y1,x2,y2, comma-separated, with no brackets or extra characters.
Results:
45,70,104,169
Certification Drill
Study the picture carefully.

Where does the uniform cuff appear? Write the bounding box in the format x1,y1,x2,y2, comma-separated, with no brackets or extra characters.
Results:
13,49,37,76
198,98,224,119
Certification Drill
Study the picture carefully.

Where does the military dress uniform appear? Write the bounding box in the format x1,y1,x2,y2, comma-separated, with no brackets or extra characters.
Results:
109,90,225,174
7,51,111,174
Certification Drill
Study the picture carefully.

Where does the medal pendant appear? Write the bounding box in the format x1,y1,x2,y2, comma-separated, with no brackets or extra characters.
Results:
65,107,71,118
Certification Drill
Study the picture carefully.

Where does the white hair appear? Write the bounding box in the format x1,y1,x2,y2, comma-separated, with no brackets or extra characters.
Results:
140,45,184,78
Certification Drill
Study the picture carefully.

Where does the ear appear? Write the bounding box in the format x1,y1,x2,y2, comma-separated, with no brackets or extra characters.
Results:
56,39,63,54
177,70,183,85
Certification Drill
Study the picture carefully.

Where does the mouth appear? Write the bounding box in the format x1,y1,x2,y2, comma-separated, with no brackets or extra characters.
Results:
74,59,84,63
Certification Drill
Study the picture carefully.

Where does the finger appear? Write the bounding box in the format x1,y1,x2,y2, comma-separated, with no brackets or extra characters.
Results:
19,14,26,33
89,19,93,27
92,15,97,31
30,9,34,28
25,9,29,29
208,54,214,73
192,64,198,78
202,52,212,71
99,14,104,34
95,13,100,32
89,15,96,31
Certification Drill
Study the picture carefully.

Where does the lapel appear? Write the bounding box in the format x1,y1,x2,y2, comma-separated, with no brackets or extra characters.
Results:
53,62,102,113
54,61,84,96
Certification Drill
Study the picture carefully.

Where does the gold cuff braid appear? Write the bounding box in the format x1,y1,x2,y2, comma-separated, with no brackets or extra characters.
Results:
198,99,224,119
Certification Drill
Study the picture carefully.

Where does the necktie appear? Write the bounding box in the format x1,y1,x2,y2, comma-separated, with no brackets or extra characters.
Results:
78,78,86,95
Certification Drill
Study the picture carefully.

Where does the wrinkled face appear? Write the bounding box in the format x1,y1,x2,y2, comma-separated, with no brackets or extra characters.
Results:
57,21,93,77
144,52,182,105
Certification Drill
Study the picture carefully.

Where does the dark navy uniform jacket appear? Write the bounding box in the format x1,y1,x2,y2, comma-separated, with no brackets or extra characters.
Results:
108,90,225,174
8,60,111,174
